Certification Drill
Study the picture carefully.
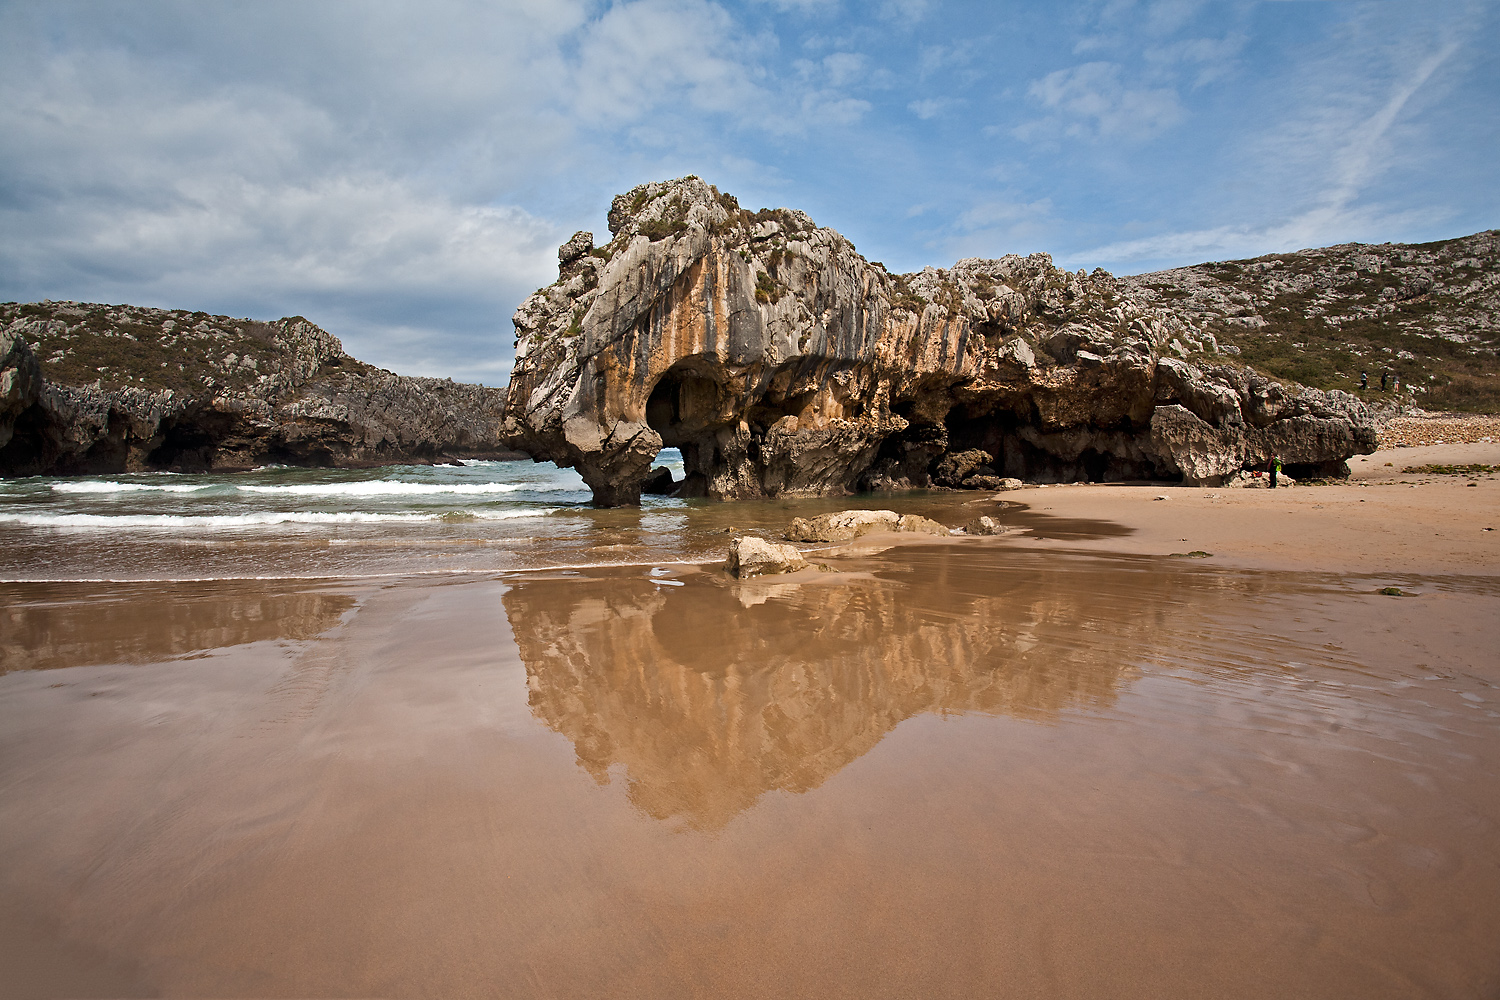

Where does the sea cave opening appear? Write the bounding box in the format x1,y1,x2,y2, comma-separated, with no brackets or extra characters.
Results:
644,358,733,498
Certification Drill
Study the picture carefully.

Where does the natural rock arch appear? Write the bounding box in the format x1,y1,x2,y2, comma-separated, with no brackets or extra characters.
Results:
502,177,1378,506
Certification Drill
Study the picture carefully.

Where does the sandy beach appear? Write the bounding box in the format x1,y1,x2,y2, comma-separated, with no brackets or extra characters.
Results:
2,442,1498,999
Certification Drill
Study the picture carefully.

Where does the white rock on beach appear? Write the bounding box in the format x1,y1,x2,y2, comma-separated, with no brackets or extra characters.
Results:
726,536,808,579
786,509,900,542
786,509,948,542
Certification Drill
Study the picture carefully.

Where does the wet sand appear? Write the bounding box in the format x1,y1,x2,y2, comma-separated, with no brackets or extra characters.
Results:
2,446,1499,998
996,440,1500,575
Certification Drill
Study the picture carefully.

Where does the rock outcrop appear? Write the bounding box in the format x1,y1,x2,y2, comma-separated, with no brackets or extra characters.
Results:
1120,230,1500,413
0,302,513,475
504,176,1380,505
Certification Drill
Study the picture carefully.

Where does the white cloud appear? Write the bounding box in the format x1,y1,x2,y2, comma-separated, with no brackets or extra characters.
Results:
1070,32,1470,272
957,197,1054,232
878,0,930,25
571,0,770,122
1016,61,1183,142
823,52,868,87
908,97,954,120
799,90,872,125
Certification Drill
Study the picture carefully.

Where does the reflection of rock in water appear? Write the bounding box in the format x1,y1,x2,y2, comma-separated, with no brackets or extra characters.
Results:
504,555,1172,830
0,581,355,673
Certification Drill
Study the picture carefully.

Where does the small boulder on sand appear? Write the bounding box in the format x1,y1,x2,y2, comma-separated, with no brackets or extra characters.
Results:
896,514,949,536
963,516,1006,535
787,509,901,542
786,509,949,542
726,536,809,579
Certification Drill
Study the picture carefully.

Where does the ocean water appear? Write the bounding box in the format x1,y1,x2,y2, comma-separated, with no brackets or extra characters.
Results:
0,450,982,581
0,451,698,581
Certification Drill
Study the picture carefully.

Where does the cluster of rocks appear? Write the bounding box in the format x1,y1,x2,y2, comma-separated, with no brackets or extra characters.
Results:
1,302,514,475
1377,413,1500,448
504,176,1383,506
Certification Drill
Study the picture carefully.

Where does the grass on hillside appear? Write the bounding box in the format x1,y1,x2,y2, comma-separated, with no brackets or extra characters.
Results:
1190,241,1500,412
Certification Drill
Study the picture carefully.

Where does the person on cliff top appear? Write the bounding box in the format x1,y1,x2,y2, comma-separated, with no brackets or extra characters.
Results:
1360,371,1369,389
1268,454,1282,489
1381,372,1389,391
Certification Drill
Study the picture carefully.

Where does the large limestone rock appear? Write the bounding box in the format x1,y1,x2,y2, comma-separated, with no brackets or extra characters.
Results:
504,177,1381,504
0,303,514,475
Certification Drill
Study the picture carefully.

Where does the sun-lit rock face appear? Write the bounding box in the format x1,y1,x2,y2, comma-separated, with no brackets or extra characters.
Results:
504,176,1379,505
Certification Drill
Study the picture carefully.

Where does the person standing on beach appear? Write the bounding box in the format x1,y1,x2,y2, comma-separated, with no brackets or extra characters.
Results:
1268,454,1281,489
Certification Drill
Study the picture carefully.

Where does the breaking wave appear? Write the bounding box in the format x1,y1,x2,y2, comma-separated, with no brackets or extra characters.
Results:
51,481,214,494
237,481,581,497
0,509,558,529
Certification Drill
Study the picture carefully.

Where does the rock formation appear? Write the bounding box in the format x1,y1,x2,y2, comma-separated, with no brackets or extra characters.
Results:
1120,230,1500,413
504,176,1380,506
0,302,514,475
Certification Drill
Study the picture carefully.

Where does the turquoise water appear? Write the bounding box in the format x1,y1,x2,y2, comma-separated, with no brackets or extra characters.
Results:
0,452,711,580
0,451,980,581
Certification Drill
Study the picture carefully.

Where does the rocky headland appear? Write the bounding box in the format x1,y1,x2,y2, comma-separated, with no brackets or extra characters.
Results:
1122,229,1500,413
1,302,513,475
504,176,1402,505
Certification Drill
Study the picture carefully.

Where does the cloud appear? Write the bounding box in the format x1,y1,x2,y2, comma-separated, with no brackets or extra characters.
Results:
878,0,930,25
0,0,1492,384
1144,33,1248,86
1069,32,1470,272
571,0,770,122
956,197,1054,232
1015,61,1183,142
908,97,955,120
799,90,872,125
822,51,868,87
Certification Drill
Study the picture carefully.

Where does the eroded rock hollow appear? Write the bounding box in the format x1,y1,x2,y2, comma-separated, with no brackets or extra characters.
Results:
504,177,1378,505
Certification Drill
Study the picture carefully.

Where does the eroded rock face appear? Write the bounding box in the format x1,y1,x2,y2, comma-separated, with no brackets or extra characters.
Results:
505,177,1380,504
0,302,513,475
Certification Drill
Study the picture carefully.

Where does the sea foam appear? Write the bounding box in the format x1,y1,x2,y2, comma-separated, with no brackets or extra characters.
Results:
236,481,580,496
52,481,214,494
0,509,557,528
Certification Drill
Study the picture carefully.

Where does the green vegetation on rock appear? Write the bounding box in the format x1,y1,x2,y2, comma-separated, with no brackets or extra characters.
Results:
1121,231,1500,412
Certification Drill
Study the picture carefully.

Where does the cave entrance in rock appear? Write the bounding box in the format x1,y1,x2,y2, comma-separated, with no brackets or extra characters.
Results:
644,358,732,498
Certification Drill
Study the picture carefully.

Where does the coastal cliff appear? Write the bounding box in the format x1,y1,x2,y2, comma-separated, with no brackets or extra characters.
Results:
504,176,1382,505
0,302,512,475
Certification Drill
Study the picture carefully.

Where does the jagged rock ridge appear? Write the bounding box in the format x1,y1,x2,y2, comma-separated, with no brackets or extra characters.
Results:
1,302,512,475
504,176,1380,505
1121,230,1500,413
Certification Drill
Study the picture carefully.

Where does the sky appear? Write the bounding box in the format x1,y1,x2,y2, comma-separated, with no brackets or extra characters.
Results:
1,1,1495,385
